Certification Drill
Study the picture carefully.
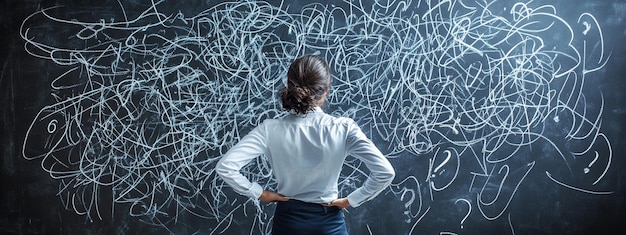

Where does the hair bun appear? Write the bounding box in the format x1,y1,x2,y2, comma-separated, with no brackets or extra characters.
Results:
280,55,331,114
281,85,315,113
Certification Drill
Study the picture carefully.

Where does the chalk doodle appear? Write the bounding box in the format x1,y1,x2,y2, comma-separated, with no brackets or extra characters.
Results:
20,0,612,233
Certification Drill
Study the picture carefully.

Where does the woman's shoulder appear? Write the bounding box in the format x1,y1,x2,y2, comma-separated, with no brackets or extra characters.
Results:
257,113,296,126
318,113,358,127
331,115,356,124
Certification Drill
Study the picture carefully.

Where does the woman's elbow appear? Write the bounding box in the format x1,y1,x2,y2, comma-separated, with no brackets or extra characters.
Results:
385,168,396,182
215,159,231,178
375,167,395,183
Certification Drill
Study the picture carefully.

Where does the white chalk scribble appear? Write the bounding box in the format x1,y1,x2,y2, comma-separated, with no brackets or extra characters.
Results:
20,0,612,233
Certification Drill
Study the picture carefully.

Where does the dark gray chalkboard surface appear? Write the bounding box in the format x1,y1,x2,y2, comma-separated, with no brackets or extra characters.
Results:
2,0,625,234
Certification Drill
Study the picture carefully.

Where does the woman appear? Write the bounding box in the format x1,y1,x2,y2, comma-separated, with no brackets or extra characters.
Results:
216,54,395,235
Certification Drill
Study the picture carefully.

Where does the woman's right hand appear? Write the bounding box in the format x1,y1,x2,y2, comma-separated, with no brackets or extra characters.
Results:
259,190,289,203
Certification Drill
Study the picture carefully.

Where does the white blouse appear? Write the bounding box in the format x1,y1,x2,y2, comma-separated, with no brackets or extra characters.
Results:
216,107,395,207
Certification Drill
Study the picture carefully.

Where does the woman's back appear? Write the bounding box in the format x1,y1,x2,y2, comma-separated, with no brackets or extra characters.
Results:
263,107,353,203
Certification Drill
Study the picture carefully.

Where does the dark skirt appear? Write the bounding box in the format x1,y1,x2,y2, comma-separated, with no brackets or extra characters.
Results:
272,199,349,235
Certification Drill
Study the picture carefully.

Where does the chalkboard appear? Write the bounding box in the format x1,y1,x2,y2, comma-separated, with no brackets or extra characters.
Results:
2,0,625,234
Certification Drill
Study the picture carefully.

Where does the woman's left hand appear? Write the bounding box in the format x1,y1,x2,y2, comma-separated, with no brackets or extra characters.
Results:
326,198,351,209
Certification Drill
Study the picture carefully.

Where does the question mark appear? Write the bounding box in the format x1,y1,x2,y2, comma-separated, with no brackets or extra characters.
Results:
431,150,451,178
584,151,599,174
455,199,471,229
582,21,591,35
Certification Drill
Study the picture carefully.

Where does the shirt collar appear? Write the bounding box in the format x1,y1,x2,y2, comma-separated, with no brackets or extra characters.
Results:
291,106,324,117
311,106,324,113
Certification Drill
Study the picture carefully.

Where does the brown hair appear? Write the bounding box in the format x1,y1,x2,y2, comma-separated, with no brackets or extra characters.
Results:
280,55,331,114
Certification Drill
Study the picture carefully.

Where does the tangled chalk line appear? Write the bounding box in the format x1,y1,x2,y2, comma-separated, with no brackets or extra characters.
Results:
20,0,611,233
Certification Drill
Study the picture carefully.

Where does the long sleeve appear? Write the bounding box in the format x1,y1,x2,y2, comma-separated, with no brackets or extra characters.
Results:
345,121,396,207
215,124,267,200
